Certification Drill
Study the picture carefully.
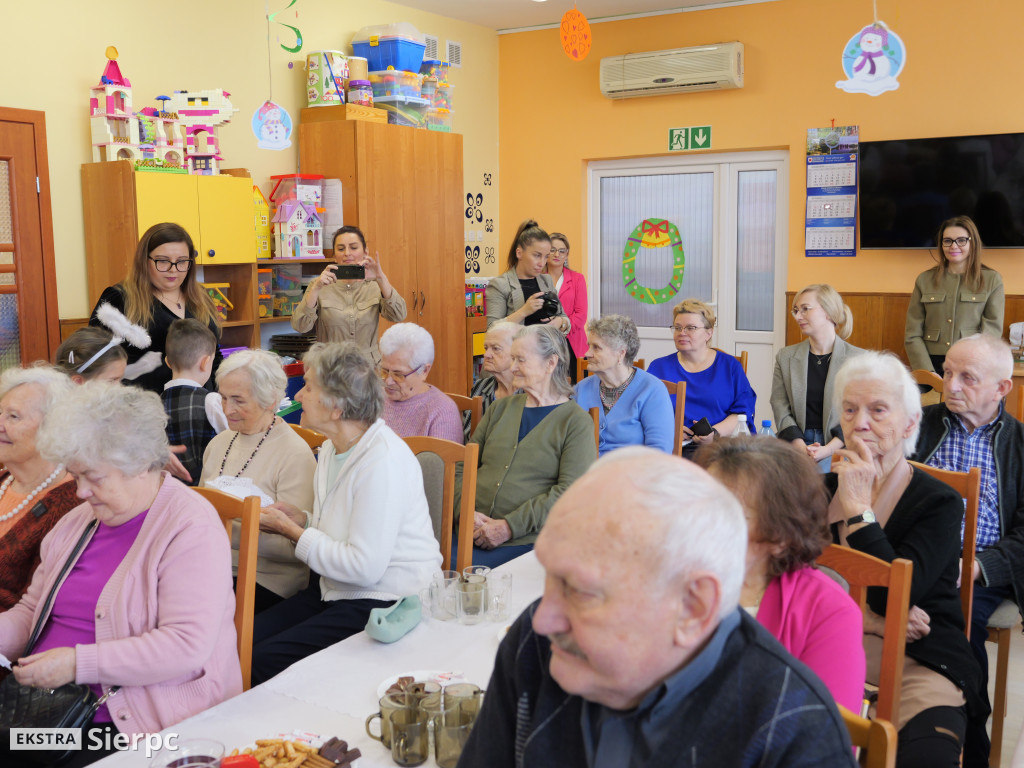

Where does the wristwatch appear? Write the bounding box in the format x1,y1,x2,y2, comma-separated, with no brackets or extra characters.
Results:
845,509,876,526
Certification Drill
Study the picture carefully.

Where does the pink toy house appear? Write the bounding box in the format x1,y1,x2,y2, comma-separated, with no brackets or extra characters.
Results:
271,200,323,259
89,51,142,163
167,89,238,175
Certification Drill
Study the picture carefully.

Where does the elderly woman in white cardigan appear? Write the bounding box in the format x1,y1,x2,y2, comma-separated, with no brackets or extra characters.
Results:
252,342,441,683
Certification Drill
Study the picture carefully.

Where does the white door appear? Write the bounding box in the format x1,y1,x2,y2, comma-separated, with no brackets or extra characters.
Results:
587,151,788,425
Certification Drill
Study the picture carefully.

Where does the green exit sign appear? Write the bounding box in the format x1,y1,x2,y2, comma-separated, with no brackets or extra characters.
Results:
668,126,712,151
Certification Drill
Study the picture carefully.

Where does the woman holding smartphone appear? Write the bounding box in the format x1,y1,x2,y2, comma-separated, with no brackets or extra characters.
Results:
291,226,407,366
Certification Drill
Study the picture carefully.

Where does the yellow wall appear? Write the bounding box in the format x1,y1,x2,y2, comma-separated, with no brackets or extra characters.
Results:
498,0,1024,294
0,0,498,318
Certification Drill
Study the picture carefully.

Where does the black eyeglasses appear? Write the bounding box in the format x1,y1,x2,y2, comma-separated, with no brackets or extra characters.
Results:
149,257,194,273
940,237,970,248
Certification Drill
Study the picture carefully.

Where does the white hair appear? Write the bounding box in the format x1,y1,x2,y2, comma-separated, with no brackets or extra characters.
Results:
954,334,1014,381
379,323,435,369
215,349,287,410
0,365,73,417
37,381,170,474
486,321,519,345
832,351,922,456
302,342,384,423
515,325,573,399
590,447,746,617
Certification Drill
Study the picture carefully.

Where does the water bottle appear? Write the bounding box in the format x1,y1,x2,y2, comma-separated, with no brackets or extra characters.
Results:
732,414,752,437
759,419,775,438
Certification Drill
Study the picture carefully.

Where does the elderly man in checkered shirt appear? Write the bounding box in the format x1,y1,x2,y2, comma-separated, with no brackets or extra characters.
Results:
912,333,1023,768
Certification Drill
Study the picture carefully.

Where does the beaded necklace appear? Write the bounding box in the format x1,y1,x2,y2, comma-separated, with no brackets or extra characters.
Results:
599,367,637,413
220,418,276,477
0,464,66,522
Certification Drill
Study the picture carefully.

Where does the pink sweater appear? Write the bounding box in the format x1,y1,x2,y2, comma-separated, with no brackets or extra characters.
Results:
556,267,588,360
0,474,241,736
383,384,464,444
757,566,866,713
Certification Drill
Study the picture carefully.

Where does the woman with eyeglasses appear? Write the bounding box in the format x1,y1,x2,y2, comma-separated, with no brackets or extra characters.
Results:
905,215,1004,375
543,232,588,383
646,298,755,457
89,222,221,393
771,284,861,471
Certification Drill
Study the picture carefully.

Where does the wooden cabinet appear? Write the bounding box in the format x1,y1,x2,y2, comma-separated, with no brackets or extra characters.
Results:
299,117,467,394
82,160,257,311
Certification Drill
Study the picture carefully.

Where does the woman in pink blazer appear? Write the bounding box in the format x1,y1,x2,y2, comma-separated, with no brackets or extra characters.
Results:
545,233,588,383
698,436,865,714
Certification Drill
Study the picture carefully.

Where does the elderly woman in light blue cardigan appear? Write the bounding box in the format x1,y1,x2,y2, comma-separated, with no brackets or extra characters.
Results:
574,315,674,455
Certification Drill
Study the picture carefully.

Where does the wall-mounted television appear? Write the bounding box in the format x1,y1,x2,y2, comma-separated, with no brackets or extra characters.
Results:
859,132,1024,248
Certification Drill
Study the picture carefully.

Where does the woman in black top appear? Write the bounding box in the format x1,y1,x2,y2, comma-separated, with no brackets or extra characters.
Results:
829,350,983,768
90,222,221,392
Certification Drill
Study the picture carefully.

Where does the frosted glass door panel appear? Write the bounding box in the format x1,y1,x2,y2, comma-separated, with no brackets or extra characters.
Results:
735,170,777,332
599,172,714,329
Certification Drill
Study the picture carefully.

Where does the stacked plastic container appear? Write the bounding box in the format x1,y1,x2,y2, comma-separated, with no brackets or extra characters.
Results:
420,59,453,132
351,24,437,129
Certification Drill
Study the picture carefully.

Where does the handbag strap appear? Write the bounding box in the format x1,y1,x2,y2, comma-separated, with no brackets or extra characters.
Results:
22,520,98,657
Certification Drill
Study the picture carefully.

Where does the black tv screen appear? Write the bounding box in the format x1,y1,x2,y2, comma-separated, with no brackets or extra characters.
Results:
859,132,1024,248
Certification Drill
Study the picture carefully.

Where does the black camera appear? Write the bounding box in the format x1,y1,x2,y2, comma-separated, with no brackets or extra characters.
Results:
531,291,563,323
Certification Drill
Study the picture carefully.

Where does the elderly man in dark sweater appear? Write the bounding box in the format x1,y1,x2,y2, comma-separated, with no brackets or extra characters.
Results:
457,448,855,768
912,333,1023,767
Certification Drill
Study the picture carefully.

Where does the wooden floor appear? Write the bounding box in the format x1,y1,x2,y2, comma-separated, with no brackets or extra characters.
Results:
989,624,1024,763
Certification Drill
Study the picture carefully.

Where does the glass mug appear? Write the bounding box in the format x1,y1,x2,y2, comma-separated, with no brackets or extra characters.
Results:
149,739,225,768
434,709,475,768
390,708,429,766
456,580,486,625
366,692,411,749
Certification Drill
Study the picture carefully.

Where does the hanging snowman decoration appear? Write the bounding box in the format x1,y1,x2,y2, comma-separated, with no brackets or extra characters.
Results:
252,99,293,150
836,21,906,96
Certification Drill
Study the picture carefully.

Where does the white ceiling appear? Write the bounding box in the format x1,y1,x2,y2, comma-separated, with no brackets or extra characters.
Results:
386,0,774,33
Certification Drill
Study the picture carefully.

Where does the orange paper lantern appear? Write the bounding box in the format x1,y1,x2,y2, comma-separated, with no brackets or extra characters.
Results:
561,9,592,61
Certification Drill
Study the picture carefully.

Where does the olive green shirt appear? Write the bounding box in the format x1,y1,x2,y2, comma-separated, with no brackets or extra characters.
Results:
454,394,597,546
905,267,1004,371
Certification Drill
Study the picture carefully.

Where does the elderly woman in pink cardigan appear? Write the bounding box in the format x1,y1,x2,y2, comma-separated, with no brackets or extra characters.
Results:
0,381,240,763
698,436,865,713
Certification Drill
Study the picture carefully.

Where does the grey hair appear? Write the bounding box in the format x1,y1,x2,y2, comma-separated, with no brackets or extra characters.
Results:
514,325,573,399
954,334,1014,381
0,365,74,418
37,381,170,474
590,447,745,617
302,342,383,424
832,351,922,456
585,315,640,365
379,323,435,369
486,321,519,345
215,349,288,410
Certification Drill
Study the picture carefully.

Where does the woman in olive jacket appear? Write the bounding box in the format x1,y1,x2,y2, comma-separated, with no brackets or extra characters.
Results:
904,215,1004,374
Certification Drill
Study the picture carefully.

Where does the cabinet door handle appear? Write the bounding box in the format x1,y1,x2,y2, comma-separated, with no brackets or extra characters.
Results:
420,291,426,310
207,249,215,258
412,291,419,310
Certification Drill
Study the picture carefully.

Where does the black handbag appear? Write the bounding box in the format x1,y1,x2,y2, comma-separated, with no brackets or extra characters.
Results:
0,520,118,765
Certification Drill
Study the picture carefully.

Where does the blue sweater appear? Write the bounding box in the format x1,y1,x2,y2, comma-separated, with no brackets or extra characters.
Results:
647,351,756,429
574,369,674,455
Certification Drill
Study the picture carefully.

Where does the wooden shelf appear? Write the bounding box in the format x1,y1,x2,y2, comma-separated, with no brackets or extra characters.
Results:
221,319,254,328
258,258,332,265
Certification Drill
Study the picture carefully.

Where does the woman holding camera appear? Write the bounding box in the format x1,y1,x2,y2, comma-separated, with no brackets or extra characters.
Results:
486,220,570,336
291,226,407,366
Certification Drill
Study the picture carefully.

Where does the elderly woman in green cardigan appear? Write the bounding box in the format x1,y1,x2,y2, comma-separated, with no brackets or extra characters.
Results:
455,325,597,567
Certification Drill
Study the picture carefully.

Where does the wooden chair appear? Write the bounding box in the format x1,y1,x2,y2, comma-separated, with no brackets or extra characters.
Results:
446,392,483,438
1015,385,1023,422
291,423,328,453
588,406,600,453
816,545,913,727
404,437,478,574
911,369,943,394
192,488,260,691
839,705,898,768
986,599,1020,767
659,379,688,456
576,357,645,382
908,462,980,640
712,347,748,373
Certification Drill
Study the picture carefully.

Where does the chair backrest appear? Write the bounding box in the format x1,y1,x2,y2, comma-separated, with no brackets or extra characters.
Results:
659,379,688,456
1016,385,1023,422
816,544,913,727
577,358,646,381
587,406,600,453
909,461,980,640
191,487,260,691
291,423,328,453
911,369,944,398
403,437,478,574
838,705,898,768
446,392,483,438
712,347,748,374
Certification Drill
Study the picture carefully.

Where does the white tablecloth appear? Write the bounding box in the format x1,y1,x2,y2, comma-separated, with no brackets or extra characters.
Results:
94,553,544,766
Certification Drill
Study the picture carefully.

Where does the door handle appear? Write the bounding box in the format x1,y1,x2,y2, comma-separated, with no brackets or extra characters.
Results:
420,291,426,311
411,291,418,310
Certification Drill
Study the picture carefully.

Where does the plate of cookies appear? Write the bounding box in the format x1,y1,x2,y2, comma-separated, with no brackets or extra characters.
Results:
377,670,466,699
223,736,359,768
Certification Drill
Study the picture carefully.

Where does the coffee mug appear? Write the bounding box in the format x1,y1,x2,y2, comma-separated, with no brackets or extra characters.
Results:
366,692,411,749
390,708,429,766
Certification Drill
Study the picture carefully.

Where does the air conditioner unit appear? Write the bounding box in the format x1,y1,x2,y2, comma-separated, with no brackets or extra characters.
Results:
600,42,744,99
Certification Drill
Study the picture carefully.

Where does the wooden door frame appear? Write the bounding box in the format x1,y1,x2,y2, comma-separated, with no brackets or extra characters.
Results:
0,106,61,359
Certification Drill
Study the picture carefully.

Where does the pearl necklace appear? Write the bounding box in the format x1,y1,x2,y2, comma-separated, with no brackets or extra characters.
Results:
0,465,66,523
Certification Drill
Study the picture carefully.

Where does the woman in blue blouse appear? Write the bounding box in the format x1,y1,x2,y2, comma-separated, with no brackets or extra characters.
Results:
573,315,674,455
647,299,756,455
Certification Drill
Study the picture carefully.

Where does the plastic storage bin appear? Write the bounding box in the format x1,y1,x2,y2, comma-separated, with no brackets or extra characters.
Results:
379,102,426,129
420,76,437,99
273,265,303,291
352,23,425,72
426,107,453,133
258,295,273,319
368,71,401,98
420,59,450,84
431,82,454,111
273,289,303,317
257,269,273,296
398,70,422,98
